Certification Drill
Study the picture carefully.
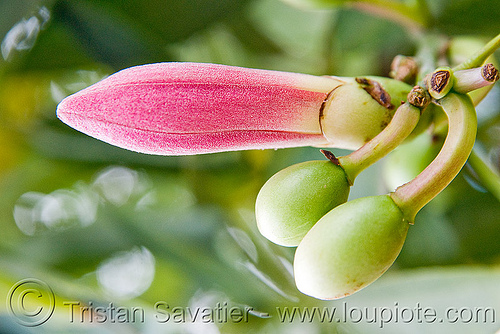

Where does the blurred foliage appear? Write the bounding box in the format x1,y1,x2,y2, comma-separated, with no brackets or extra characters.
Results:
0,0,499,333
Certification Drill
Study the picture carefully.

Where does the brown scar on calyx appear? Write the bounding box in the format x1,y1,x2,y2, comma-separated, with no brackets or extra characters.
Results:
355,77,394,109
320,149,341,165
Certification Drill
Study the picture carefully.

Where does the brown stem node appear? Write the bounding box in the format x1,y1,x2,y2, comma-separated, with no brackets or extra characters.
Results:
407,86,430,110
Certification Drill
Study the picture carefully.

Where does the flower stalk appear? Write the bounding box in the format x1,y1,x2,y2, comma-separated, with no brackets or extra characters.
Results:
453,63,499,94
339,86,428,184
391,93,477,222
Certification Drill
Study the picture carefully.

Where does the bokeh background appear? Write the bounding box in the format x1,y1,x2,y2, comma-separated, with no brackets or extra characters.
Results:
0,0,500,333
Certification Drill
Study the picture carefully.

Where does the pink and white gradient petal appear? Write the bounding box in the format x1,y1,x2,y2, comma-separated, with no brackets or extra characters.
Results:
57,63,343,155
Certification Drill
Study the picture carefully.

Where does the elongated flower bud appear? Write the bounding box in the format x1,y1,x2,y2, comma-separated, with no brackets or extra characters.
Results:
57,63,337,155
56,62,412,155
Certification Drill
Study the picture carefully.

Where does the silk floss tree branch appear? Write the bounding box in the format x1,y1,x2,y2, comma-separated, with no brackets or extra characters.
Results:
56,35,500,300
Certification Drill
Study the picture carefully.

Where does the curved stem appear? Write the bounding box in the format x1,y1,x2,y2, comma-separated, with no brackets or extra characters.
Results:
391,93,477,222
453,33,500,71
339,99,422,185
468,148,500,201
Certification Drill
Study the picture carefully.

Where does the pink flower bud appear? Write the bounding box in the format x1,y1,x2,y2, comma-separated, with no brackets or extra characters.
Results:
57,62,343,155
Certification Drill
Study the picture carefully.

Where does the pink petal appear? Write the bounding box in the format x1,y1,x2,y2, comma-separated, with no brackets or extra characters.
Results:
57,62,342,155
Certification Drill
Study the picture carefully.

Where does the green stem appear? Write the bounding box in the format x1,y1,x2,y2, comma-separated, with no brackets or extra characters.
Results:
391,93,477,222
453,33,500,71
468,148,500,201
339,90,425,184
350,0,426,34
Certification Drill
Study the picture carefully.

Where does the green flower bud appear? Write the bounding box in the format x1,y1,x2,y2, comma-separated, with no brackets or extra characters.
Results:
294,195,408,300
255,160,350,247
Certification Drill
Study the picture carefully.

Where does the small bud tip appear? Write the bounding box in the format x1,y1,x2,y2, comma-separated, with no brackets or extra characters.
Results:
407,86,430,109
430,70,451,94
482,63,499,82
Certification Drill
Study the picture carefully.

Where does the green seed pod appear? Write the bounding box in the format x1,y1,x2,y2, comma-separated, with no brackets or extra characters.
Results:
294,195,408,300
255,160,350,247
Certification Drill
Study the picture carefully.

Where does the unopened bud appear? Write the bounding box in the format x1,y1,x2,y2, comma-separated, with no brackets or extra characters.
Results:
407,85,430,109
453,63,499,94
390,55,419,84
427,67,454,100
